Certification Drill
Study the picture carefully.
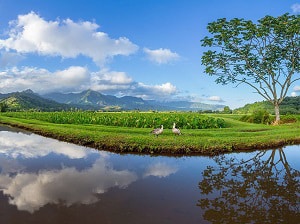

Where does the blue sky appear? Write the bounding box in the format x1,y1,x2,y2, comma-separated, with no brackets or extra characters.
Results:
0,0,299,108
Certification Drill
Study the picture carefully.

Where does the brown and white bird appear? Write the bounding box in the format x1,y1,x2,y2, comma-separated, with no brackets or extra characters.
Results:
151,125,163,137
172,123,181,136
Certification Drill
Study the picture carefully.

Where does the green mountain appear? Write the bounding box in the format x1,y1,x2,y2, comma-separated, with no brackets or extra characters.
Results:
234,96,300,114
44,90,226,111
0,89,70,111
43,89,154,110
0,89,226,112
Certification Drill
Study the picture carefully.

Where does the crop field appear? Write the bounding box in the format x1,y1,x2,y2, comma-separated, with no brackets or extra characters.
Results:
2,111,227,129
0,112,299,155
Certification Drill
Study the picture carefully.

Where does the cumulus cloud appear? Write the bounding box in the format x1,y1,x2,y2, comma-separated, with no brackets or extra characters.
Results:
143,47,180,64
291,3,300,13
0,66,179,100
144,162,178,178
0,66,90,93
128,82,178,100
0,12,138,66
207,95,224,102
90,69,133,92
0,158,137,213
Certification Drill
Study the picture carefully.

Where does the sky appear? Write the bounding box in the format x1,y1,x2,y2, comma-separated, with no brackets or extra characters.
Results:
0,0,299,109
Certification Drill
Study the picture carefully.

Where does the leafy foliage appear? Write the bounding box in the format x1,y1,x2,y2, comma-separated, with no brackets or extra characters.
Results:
240,109,273,124
201,13,300,121
2,111,227,129
234,96,300,115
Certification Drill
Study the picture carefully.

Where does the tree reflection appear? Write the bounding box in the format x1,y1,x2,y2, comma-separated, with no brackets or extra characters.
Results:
198,148,300,224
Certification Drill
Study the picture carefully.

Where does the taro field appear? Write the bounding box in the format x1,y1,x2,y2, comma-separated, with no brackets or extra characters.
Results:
2,112,228,129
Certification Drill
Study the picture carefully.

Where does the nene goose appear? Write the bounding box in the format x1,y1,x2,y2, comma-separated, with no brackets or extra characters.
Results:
151,125,163,137
172,123,181,135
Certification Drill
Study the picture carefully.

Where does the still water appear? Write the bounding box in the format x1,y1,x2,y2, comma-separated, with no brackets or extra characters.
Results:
0,125,299,223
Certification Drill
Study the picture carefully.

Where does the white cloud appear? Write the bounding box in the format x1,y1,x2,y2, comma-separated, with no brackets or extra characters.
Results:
0,66,179,100
130,82,178,100
293,85,300,92
291,92,298,97
143,47,180,64
291,3,300,13
90,69,133,92
0,66,90,93
0,12,138,66
208,95,224,102
0,158,137,213
144,162,178,178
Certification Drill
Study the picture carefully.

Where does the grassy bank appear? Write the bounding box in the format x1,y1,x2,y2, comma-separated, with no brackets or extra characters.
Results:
0,112,299,155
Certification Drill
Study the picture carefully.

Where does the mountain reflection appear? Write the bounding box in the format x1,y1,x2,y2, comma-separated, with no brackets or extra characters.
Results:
198,148,300,224
0,157,137,213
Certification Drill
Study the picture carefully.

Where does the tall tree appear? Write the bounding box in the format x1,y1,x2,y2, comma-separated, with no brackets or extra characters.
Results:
201,13,300,123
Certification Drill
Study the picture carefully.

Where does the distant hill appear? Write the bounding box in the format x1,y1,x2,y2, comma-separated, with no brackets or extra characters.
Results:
234,96,300,114
43,89,155,111
43,89,225,111
0,89,226,112
0,89,70,111
147,100,225,111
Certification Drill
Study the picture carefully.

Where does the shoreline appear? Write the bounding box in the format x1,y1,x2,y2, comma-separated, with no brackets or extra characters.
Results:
1,118,299,156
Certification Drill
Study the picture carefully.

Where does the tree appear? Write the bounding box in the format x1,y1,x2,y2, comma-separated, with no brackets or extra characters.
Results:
201,13,300,123
0,102,8,112
222,106,232,114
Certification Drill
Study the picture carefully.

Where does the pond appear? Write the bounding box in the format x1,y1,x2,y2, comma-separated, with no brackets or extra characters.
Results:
0,125,299,223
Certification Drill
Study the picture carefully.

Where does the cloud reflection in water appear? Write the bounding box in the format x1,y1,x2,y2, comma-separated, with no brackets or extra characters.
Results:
0,157,137,213
0,128,178,213
0,131,88,159
144,162,178,178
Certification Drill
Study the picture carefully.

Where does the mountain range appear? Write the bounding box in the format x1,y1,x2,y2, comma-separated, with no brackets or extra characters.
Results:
0,89,226,112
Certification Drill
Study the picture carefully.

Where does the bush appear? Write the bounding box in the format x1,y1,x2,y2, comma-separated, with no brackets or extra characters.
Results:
240,110,273,124
280,115,298,124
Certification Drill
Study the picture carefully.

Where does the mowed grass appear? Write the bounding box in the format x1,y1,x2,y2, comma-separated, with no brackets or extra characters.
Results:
0,112,299,155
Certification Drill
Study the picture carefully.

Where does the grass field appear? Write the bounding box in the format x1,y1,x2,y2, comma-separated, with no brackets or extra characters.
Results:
0,112,299,155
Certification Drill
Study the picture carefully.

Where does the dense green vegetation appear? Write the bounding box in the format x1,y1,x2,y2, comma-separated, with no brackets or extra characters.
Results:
234,96,300,115
0,90,69,111
0,112,299,155
1,111,226,129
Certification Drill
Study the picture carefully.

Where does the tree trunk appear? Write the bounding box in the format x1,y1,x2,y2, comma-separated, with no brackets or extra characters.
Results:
274,103,280,124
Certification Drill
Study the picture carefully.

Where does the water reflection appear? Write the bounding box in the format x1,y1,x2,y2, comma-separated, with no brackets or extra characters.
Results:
144,162,178,178
0,125,299,223
0,131,88,159
198,148,300,223
0,157,137,213
0,128,178,214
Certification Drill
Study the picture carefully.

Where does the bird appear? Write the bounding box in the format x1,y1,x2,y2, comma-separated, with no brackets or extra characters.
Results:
151,125,163,137
172,123,181,136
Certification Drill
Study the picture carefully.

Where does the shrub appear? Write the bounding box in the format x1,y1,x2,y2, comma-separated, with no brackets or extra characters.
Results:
280,115,298,124
240,110,273,124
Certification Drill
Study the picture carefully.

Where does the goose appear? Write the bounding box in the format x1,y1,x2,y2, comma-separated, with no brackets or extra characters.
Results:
151,125,163,137
172,123,181,135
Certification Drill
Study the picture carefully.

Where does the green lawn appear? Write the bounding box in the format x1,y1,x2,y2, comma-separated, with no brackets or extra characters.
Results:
0,112,299,155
